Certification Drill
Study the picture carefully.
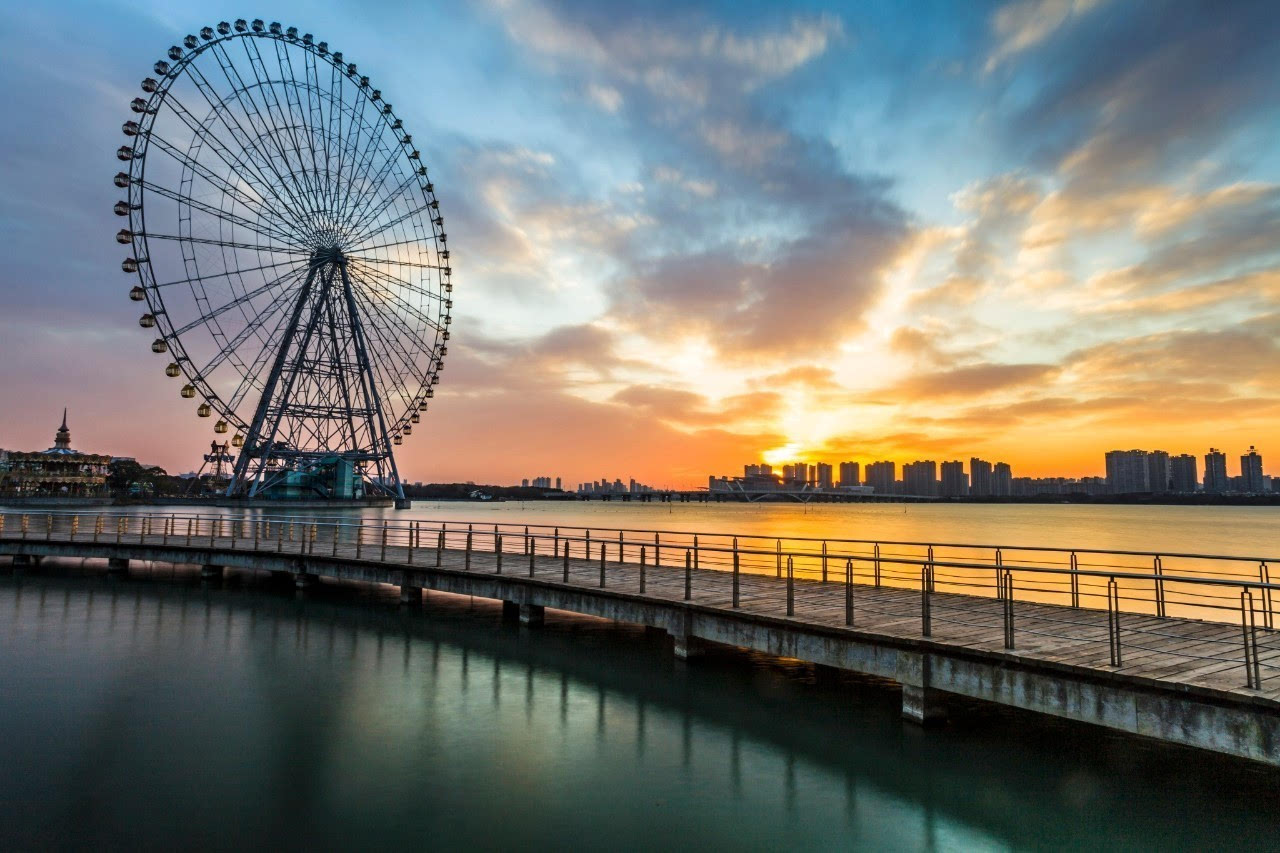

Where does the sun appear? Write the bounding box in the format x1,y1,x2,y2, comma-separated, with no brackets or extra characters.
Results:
762,442,804,467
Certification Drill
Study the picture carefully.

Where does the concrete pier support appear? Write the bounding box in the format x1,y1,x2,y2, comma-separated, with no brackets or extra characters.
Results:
400,585,422,604
672,634,706,660
294,573,318,590
501,600,521,622
106,557,129,574
898,652,947,724
518,603,545,626
200,564,223,580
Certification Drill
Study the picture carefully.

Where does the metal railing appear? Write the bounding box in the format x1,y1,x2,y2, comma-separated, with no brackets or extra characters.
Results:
2,510,1277,691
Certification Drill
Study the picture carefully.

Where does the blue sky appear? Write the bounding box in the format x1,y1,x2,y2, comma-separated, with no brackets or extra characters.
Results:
1,0,1278,485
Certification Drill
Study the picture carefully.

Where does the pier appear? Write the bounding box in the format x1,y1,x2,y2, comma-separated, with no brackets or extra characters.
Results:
2,511,1277,765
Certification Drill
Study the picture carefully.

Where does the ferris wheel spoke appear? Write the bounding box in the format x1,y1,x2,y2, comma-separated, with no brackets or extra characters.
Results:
168,262,310,338
346,287,422,412
345,170,424,242
200,268,313,390
223,282,315,414
181,59,317,229
338,101,399,231
143,232,311,255
349,198,435,247
142,123,303,240
274,41,329,217
340,141,409,235
346,261,445,336
209,39,318,221
236,37,326,222
139,176,304,248
345,256,446,304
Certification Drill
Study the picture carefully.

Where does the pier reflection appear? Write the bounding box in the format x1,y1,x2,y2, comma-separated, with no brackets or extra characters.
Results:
0,568,1276,850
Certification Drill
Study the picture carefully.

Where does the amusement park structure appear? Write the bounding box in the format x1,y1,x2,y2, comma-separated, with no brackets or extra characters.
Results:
114,19,451,506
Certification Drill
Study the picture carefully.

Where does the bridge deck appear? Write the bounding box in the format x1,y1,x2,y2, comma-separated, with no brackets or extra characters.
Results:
6,526,1277,705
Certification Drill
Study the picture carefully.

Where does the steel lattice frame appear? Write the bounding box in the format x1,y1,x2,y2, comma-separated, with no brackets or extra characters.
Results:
113,19,452,502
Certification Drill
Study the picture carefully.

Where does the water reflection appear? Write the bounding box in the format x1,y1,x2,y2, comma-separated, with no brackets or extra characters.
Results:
0,568,1276,850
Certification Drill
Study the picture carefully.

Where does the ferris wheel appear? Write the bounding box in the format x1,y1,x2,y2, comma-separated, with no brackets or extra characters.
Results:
113,19,451,503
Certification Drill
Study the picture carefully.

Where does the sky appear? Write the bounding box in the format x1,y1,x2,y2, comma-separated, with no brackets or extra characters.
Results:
1,0,1278,487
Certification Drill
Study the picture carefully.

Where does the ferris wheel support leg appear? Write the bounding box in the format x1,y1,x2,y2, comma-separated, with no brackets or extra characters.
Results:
337,259,406,507
228,260,322,498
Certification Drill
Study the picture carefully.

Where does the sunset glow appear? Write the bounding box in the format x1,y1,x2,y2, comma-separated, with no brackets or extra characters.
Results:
1,0,1278,488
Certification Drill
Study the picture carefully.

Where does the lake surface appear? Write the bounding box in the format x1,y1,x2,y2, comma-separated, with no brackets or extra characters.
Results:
1,564,1277,851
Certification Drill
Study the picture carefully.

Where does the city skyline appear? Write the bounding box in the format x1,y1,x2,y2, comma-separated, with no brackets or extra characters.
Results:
2,1,1279,489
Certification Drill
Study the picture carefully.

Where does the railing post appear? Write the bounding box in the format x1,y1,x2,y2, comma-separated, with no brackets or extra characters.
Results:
554,527,559,558
654,533,660,568
465,526,472,570
1002,569,1015,649
599,542,607,588
524,525,529,555
1241,589,1261,689
995,548,1004,600
927,545,935,593
786,555,795,616
46,513,53,540
116,516,122,544
921,562,931,636
1107,577,1122,667
821,540,828,583
71,515,80,541
776,539,781,578
845,557,854,626
684,549,692,600
1258,562,1272,630
95,514,103,543
381,521,388,561
356,524,363,559
585,530,590,561
310,523,317,555
1069,551,1079,608
530,537,536,577
640,546,647,594
329,522,337,556
1154,555,1165,618
873,543,881,588
436,529,444,567
276,522,283,553
562,537,569,582
693,535,699,573
732,538,740,608
495,534,503,574
21,514,29,540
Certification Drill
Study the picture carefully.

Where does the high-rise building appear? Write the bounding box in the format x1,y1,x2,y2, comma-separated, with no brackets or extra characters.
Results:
1147,450,1171,494
992,462,1012,496
969,458,993,496
1105,449,1150,494
555,477,562,490
1204,448,1229,493
838,461,860,488
815,462,833,489
940,461,969,497
865,461,895,494
782,463,809,486
1241,446,1264,493
521,478,529,487
903,460,938,496
1170,455,1198,493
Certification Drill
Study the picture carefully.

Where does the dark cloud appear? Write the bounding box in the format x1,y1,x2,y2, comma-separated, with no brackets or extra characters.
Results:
887,362,1059,400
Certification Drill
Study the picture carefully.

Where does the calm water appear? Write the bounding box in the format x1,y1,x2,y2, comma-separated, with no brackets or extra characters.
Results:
1,564,1277,851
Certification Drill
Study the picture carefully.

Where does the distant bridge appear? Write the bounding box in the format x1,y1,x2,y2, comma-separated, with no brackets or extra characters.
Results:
1,511,1276,765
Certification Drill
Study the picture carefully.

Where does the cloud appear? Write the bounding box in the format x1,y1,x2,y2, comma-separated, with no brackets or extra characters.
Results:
887,363,1060,400
984,0,1104,72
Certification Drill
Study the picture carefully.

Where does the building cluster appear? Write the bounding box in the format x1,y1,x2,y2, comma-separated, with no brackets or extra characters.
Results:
1104,447,1271,495
709,445,1273,499
575,478,657,496
520,476,562,490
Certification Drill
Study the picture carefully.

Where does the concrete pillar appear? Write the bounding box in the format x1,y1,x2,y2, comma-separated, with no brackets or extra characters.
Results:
898,651,947,724
106,557,129,574
518,603,545,626
501,600,520,622
294,573,318,590
672,633,706,660
400,585,422,604
200,564,223,580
